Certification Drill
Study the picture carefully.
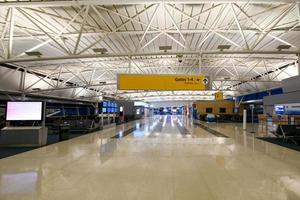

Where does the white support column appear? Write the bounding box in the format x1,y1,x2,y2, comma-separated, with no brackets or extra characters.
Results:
243,109,247,130
128,55,132,74
298,54,300,75
42,101,46,127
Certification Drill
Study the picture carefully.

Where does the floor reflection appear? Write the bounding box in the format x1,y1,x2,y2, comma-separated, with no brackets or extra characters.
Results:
0,170,40,199
0,116,300,200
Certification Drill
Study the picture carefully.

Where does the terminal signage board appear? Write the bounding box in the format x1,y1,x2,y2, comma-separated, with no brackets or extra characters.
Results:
117,74,209,91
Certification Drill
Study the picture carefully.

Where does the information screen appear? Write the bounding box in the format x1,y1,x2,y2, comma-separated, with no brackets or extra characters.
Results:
275,105,285,115
6,102,43,121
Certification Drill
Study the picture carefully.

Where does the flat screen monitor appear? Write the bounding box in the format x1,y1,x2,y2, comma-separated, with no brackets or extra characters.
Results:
103,102,107,107
6,101,43,121
275,105,285,115
102,108,107,113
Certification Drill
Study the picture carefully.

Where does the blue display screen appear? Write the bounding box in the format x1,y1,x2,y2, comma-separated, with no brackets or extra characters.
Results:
275,105,285,115
101,101,117,113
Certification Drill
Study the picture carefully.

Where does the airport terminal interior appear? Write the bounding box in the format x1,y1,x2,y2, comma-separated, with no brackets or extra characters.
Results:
1,0,300,199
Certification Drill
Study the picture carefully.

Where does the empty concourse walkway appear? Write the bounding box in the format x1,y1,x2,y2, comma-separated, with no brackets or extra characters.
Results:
1,115,300,200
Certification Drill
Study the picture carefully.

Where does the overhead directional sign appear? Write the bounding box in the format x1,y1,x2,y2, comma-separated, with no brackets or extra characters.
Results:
117,74,210,91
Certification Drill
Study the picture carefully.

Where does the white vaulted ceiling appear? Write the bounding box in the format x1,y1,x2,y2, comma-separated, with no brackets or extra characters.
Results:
0,0,299,101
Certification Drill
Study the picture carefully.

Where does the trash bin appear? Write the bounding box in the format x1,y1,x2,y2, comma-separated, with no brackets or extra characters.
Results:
59,124,70,140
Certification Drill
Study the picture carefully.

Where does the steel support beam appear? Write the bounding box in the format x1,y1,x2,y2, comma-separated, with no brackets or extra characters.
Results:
2,29,300,41
0,50,299,64
0,0,298,8
298,54,300,75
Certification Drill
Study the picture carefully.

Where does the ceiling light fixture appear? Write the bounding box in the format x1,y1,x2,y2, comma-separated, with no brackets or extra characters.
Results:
217,45,231,51
25,51,42,57
159,46,172,52
93,48,108,54
277,45,291,51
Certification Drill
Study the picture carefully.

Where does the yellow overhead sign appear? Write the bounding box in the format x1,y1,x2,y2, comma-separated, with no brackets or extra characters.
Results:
215,91,224,100
117,74,209,91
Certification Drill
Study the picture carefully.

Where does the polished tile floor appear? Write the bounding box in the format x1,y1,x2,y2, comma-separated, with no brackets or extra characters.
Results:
1,115,300,200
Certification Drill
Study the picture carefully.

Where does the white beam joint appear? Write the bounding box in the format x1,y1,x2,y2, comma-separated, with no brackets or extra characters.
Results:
7,8,15,59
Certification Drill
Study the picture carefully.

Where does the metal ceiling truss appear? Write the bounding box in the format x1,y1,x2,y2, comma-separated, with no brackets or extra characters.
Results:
0,1,299,101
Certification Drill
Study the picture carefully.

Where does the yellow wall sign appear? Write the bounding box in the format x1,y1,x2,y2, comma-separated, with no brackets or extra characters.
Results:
117,74,209,91
215,91,224,100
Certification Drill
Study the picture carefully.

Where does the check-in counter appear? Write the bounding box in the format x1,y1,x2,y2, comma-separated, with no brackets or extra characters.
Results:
0,126,48,147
